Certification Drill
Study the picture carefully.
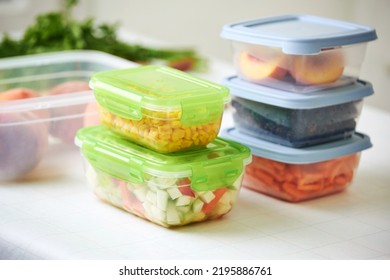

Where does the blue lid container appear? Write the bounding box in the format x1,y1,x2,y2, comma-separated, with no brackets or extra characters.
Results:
220,14,377,92
221,127,372,202
223,76,374,148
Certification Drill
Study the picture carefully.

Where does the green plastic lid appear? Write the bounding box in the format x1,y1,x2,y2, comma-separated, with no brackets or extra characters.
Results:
90,65,230,126
75,126,251,191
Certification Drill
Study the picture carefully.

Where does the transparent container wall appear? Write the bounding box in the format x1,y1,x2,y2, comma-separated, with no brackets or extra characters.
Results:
0,61,118,93
84,160,244,227
99,106,223,153
0,51,132,181
231,42,368,93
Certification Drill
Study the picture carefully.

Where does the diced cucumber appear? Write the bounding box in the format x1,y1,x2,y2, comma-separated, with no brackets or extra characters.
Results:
199,191,215,203
176,195,192,206
167,187,182,200
218,191,232,205
214,203,232,216
156,189,168,211
147,177,177,190
166,202,181,225
192,212,206,222
150,204,165,222
192,199,204,213
142,200,152,214
133,187,148,202
177,205,191,213
146,190,157,204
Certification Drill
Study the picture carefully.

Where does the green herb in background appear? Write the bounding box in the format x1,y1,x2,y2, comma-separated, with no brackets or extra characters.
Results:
0,0,207,72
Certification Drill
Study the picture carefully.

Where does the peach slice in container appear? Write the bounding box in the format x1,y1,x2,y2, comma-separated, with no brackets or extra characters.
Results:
221,14,377,92
238,51,287,81
221,127,372,202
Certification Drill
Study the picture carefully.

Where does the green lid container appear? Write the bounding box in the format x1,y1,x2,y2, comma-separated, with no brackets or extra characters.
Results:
90,66,230,153
76,125,251,227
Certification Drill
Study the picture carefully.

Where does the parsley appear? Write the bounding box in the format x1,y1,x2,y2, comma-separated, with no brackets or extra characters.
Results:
0,0,206,71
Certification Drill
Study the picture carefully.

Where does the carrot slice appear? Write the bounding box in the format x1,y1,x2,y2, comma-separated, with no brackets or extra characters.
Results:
254,169,275,186
178,186,195,197
202,187,227,214
297,182,324,191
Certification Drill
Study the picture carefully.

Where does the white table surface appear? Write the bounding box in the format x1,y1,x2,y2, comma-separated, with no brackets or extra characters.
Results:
0,60,389,260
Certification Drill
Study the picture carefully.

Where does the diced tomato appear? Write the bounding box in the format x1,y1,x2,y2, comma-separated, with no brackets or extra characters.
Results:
177,178,195,197
178,186,195,197
177,178,191,186
119,182,144,215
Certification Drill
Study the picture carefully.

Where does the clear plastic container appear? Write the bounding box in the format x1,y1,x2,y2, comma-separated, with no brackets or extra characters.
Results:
220,14,377,92
0,50,136,181
90,65,230,153
223,76,373,147
75,125,251,227
221,127,372,202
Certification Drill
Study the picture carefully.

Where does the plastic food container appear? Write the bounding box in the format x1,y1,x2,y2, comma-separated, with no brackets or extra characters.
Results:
0,50,136,181
220,14,377,92
90,65,230,153
221,127,372,202
223,76,373,148
75,125,251,227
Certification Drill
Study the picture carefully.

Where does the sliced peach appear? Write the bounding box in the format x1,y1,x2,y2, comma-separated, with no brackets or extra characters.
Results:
83,101,100,127
238,51,287,81
290,50,344,85
0,88,39,101
48,81,91,144
0,88,49,120
0,112,49,181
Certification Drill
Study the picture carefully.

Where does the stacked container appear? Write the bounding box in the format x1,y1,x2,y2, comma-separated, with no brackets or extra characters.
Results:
75,65,251,227
219,14,377,202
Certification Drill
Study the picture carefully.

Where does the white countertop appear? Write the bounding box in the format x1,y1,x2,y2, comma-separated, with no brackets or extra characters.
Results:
0,60,389,260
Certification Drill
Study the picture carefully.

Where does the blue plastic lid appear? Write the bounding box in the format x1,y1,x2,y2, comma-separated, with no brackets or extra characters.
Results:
220,14,377,54
223,76,374,109
220,127,372,164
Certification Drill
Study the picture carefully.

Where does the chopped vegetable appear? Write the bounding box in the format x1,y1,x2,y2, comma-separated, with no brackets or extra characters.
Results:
202,187,227,214
88,163,241,227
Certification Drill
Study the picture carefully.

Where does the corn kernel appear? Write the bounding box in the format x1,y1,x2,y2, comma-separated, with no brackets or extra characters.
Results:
99,106,222,153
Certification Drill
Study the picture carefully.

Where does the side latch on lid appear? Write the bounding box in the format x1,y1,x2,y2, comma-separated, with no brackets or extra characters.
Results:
92,80,143,121
190,158,243,191
180,95,225,126
84,141,145,184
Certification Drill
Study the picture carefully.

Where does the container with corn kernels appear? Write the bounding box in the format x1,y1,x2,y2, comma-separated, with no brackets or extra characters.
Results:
221,127,372,202
90,65,230,153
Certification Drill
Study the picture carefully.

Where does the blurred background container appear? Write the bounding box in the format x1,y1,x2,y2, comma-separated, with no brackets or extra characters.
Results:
1,0,389,111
